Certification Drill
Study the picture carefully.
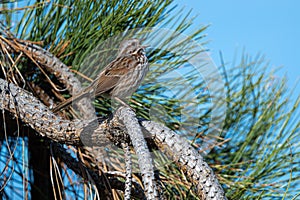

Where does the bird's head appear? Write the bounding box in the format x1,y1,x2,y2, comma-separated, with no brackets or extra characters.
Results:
117,39,148,57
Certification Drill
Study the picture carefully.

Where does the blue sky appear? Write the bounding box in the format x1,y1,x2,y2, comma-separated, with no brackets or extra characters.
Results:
176,0,300,101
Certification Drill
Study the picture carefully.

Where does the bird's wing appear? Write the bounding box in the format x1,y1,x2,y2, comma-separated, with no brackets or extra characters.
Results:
52,54,140,112
93,55,138,95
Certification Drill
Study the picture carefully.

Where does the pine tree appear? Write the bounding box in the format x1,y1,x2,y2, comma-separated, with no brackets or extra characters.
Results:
0,0,299,199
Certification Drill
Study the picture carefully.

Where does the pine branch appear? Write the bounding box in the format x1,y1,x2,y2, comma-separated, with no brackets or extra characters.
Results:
114,107,160,199
0,78,82,144
0,77,227,199
141,120,227,200
121,142,133,200
0,35,95,120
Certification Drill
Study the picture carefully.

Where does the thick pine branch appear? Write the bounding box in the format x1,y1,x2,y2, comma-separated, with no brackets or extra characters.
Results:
0,78,82,144
141,121,227,200
0,77,227,199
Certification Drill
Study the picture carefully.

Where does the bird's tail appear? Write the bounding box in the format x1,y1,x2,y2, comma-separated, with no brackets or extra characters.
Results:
52,92,89,113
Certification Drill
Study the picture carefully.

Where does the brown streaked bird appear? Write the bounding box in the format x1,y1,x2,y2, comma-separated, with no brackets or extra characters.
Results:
52,39,148,113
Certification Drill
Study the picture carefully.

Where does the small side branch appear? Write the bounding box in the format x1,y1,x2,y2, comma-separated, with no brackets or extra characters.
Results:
53,143,145,199
122,142,133,200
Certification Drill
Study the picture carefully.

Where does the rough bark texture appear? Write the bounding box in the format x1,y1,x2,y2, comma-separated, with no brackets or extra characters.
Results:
114,107,159,199
122,143,133,200
141,121,227,200
0,78,82,144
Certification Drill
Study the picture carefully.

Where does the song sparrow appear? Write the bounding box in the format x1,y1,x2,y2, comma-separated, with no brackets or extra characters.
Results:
52,39,148,112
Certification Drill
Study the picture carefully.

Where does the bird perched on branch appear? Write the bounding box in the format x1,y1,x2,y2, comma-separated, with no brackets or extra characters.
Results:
52,39,149,113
